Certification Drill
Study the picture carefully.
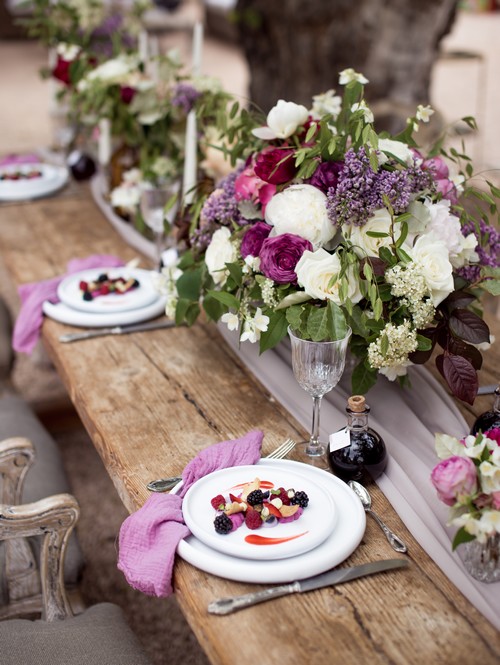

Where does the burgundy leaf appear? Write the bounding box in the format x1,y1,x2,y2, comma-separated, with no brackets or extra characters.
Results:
447,337,483,370
436,354,478,404
360,257,387,278
449,309,490,345
442,290,476,312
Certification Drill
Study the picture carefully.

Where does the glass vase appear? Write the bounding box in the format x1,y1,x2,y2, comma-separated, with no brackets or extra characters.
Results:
461,533,500,583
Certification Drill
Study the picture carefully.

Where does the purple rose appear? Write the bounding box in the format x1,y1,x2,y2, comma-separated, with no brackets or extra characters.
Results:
254,148,297,185
307,160,344,193
259,233,312,284
241,221,272,258
431,456,477,506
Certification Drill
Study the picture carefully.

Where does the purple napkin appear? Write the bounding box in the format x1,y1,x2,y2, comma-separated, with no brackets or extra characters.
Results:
117,429,264,597
12,254,124,354
0,153,40,167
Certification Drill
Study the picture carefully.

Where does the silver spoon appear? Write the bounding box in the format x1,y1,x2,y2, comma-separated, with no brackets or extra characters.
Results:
348,480,408,553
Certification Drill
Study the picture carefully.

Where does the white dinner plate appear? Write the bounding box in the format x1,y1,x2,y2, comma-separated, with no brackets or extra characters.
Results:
182,464,337,561
57,267,160,314
174,459,366,583
43,295,168,328
0,163,69,201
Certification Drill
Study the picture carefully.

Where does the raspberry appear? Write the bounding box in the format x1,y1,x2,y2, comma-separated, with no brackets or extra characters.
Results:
246,489,264,506
291,490,309,508
275,487,291,505
210,494,226,510
245,509,263,530
214,513,233,534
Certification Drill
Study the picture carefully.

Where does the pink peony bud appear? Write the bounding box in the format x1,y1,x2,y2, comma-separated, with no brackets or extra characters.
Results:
431,456,477,506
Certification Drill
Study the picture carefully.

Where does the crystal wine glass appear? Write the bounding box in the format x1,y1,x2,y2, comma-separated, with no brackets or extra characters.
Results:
288,326,352,458
139,184,179,269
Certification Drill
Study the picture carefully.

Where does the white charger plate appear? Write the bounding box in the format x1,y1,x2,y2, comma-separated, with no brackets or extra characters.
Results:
57,267,160,314
175,459,366,583
0,163,68,201
43,295,168,328
182,464,337,561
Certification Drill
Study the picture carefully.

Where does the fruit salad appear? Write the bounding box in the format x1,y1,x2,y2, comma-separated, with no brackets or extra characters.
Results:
79,273,140,301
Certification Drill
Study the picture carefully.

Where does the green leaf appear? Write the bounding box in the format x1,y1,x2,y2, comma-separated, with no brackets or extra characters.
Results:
305,123,317,143
202,295,225,321
307,306,329,341
175,298,190,325
451,527,476,551
326,301,349,340
184,302,201,326
481,279,500,296
225,261,243,287
176,269,202,301
259,310,288,353
366,231,389,238
373,298,383,320
286,305,305,331
416,334,433,351
206,289,240,310
380,333,389,357
351,360,378,395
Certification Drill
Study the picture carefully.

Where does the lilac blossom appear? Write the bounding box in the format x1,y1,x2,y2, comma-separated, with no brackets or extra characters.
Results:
172,83,202,114
457,218,500,282
326,146,434,228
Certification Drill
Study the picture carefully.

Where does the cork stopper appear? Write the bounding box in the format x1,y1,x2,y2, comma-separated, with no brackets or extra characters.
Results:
347,395,366,412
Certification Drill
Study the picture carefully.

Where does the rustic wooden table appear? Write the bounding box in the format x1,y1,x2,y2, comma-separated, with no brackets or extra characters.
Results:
0,186,499,665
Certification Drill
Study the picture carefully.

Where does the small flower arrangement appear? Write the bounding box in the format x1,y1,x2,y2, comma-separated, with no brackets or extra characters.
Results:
431,429,500,550
170,69,499,403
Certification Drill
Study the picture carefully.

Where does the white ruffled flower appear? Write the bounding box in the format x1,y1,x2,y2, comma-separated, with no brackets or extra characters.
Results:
204,227,238,286
479,460,500,494
350,101,374,123
377,139,414,166
110,183,140,214
423,199,478,269
339,69,369,85
344,208,403,258
295,248,363,305
79,55,139,88
252,100,309,140
409,232,454,306
56,42,81,61
265,184,335,250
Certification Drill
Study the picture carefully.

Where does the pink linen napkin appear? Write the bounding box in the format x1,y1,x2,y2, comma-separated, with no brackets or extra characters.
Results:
117,429,264,597
12,254,124,354
0,153,40,167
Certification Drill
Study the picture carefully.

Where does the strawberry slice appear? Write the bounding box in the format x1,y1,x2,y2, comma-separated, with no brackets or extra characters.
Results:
265,502,282,518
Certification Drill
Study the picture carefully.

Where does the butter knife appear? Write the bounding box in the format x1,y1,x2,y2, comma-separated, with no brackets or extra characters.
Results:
208,558,408,615
59,319,177,343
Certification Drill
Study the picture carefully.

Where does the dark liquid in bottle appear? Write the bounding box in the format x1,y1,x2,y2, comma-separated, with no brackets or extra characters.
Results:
329,429,388,482
471,410,500,435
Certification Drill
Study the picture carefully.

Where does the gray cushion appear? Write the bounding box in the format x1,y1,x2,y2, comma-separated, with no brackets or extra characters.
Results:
0,602,153,664
0,394,85,587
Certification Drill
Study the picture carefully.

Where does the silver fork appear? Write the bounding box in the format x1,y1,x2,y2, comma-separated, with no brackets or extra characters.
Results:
146,437,296,493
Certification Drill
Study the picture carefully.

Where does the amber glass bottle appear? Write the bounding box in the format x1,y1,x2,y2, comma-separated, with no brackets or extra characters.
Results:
328,395,388,482
471,386,500,435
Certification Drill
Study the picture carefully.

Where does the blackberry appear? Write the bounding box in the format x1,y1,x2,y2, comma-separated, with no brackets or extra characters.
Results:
97,273,108,283
214,513,233,534
83,291,93,301
291,490,309,508
246,489,264,506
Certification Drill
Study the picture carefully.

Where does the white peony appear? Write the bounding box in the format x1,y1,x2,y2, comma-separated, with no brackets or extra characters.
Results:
265,184,335,250
310,90,342,120
377,138,414,166
252,100,309,140
344,208,403,258
295,248,363,305
423,199,478,269
205,227,237,286
409,232,454,306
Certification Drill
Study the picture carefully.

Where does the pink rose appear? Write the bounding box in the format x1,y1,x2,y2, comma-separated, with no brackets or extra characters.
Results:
431,456,477,506
492,492,500,510
234,165,276,217
435,178,459,205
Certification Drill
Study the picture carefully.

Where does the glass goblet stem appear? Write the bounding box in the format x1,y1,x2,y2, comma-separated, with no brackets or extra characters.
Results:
307,395,324,456
154,230,164,270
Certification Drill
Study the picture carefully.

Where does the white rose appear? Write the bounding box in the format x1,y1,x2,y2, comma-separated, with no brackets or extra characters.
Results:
405,201,431,244
295,248,363,304
252,100,309,140
423,199,478,269
410,232,454,306
265,184,335,250
377,139,414,166
110,184,140,214
205,227,237,286
344,208,403,258
84,55,138,85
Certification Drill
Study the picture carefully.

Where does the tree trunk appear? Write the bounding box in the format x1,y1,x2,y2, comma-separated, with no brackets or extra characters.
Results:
236,0,459,132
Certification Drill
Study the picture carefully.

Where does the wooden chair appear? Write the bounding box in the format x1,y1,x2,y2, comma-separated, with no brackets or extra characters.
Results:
0,436,153,665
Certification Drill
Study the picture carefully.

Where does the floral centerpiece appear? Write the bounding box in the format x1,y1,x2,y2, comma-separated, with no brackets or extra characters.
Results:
431,428,500,581
167,69,499,403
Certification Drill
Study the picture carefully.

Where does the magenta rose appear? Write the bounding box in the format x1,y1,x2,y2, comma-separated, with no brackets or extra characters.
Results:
254,148,297,185
431,456,477,506
485,427,500,446
120,86,136,104
259,233,312,284
241,222,272,258
52,56,72,86
307,160,344,193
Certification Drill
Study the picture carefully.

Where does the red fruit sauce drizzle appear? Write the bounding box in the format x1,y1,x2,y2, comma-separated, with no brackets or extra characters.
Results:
244,532,308,546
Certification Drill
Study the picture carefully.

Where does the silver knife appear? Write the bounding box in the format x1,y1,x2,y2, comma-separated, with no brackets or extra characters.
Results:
478,384,499,396
208,558,408,615
59,319,177,343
